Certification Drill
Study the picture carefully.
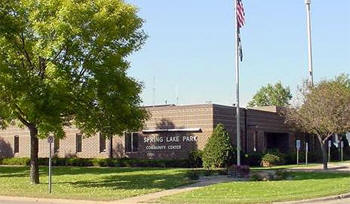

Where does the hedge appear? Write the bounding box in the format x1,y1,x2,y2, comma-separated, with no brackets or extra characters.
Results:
0,157,192,168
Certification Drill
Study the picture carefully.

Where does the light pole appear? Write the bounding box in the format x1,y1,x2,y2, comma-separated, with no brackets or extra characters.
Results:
305,0,314,86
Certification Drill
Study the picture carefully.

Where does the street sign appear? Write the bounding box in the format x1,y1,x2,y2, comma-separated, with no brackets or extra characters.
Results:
305,142,308,152
48,136,54,144
296,140,301,150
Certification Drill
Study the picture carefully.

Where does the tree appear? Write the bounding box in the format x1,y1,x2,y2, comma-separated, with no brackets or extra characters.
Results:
248,82,292,107
0,0,148,184
284,75,350,169
202,124,234,168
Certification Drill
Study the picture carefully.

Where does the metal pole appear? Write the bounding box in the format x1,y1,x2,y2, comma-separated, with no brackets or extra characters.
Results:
297,150,299,165
305,142,308,165
341,141,344,162
235,0,241,166
305,0,314,86
49,142,52,194
328,140,331,163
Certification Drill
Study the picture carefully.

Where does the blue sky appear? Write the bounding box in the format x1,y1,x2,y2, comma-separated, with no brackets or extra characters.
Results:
126,0,349,107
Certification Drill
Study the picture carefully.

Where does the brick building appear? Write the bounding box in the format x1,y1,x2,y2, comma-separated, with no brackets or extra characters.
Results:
0,104,307,159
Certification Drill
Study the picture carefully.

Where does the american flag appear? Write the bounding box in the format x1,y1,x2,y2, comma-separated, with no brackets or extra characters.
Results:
236,0,245,28
236,0,245,61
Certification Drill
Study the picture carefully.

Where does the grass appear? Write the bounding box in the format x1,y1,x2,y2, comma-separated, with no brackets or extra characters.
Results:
159,172,350,204
0,166,192,201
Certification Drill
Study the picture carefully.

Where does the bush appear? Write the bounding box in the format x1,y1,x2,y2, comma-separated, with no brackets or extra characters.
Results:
188,150,203,168
261,153,283,167
186,170,200,180
92,158,114,167
0,157,30,165
202,124,234,169
243,152,263,166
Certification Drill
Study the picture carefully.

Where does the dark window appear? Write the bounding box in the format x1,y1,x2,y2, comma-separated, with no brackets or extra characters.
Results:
132,133,138,152
54,138,60,153
125,133,131,153
76,134,82,152
125,132,138,153
99,133,106,152
14,136,19,153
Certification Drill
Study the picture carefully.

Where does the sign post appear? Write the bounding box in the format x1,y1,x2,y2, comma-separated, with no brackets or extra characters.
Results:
341,141,344,162
328,140,332,163
296,140,301,165
47,135,54,194
305,142,308,165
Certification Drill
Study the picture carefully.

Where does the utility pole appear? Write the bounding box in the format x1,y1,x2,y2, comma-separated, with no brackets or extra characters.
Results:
305,0,314,86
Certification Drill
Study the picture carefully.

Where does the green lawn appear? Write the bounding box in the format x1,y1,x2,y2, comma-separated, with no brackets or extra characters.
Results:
159,172,350,204
0,166,192,201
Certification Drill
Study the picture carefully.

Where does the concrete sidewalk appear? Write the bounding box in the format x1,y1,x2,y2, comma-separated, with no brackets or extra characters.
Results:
288,162,350,173
116,175,238,204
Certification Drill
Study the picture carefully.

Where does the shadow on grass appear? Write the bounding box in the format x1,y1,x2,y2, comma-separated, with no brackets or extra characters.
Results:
0,166,29,178
62,173,189,191
0,166,173,177
0,166,189,191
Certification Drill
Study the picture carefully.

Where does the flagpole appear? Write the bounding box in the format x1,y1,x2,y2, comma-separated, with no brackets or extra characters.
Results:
305,0,314,86
235,0,241,166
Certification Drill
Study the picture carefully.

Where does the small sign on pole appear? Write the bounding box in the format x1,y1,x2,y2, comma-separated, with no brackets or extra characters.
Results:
47,135,54,194
296,140,301,165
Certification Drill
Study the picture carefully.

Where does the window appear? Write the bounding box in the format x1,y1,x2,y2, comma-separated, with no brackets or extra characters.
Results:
253,131,258,152
132,133,138,152
99,133,106,152
14,136,19,153
76,134,82,152
125,132,138,153
54,138,60,153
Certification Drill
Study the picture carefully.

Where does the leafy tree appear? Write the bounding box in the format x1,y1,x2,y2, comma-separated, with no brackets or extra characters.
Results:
284,75,350,169
202,124,234,168
0,0,148,184
248,82,292,107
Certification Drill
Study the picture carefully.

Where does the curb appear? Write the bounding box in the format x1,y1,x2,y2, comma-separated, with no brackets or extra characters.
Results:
275,192,350,204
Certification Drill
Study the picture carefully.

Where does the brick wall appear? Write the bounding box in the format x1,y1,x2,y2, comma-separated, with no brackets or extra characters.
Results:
0,104,301,159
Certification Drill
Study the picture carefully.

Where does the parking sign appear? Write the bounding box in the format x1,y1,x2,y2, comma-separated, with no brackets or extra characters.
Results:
296,140,301,150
